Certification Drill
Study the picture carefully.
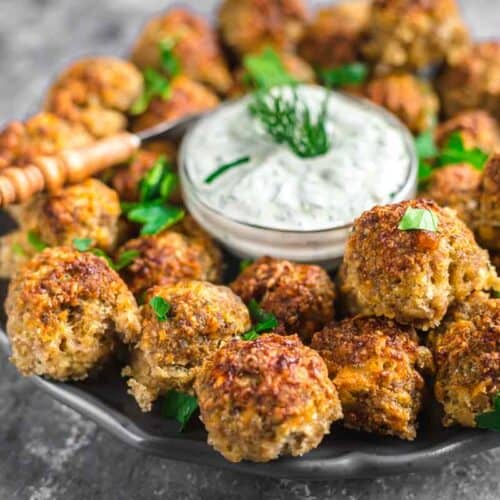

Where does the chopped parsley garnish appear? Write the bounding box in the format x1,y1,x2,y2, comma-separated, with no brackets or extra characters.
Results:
122,156,185,235
11,242,26,256
398,207,439,232
204,156,251,184
159,38,181,78
162,390,198,431
436,132,489,170
27,231,49,252
72,239,138,271
476,393,500,431
414,129,439,188
243,47,296,90
250,87,330,158
241,299,279,340
319,62,368,88
130,67,171,115
492,290,500,299
149,295,171,322
239,258,253,272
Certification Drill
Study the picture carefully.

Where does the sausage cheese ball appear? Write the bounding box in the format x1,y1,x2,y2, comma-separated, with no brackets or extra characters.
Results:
437,42,500,120
44,57,143,137
420,163,482,228
131,8,232,94
0,112,93,169
298,0,370,68
194,334,342,463
16,178,121,253
110,142,177,202
218,0,308,56
116,224,222,297
230,256,335,342
131,75,219,132
123,281,251,411
363,73,439,134
478,153,500,251
312,316,433,440
362,0,470,74
339,199,498,330
428,292,499,427
5,247,140,381
435,110,500,153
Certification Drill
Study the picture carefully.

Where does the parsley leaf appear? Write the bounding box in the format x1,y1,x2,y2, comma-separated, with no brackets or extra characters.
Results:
114,249,140,271
27,231,49,252
492,290,500,299
319,62,368,88
204,156,251,184
130,67,171,115
398,207,439,232
243,48,296,90
239,258,253,272
159,38,181,78
149,295,171,322
72,237,93,252
138,156,177,202
241,299,279,340
128,202,185,235
415,129,438,160
11,242,26,256
476,393,500,431
162,390,198,431
437,132,489,170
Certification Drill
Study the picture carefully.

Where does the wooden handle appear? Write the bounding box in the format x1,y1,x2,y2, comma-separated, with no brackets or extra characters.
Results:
0,132,141,206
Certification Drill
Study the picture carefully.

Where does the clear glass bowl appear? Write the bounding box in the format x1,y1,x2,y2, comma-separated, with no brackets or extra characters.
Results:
179,91,417,269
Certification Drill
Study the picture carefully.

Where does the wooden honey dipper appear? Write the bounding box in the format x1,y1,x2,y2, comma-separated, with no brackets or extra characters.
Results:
0,113,201,207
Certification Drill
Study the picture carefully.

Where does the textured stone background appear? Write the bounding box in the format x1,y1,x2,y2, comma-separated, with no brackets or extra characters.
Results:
0,1,499,499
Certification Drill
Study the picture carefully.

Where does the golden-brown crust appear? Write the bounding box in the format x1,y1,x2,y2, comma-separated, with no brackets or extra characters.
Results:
312,316,433,440
123,280,251,411
5,246,140,380
477,153,500,251
421,163,482,228
194,333,342,462
116,226,223,297
363,0,470,73
435,110,500,152
298,0,370,68
230,256,335,342
339,199,498,330
16,178,121,253
428,292,500,427
44,57,143,137
362,73,439,133
131,8,232,94
218,0,308,56
131,75,219,132
437,42,500,120
0,112,93,170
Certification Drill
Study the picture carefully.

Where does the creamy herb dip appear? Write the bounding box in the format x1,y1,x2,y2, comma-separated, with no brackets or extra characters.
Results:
182,85,413,231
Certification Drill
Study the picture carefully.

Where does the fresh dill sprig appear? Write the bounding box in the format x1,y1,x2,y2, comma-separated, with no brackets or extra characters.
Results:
249,87,330,158
204,156,251,184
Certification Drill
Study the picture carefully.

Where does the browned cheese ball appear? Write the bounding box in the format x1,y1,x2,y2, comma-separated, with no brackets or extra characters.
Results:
362,73,439,133
5,246,140,381
0,112,92,169
428,292,500,427
477,153,500,251
218,0,308,56
230,256,335,342
312,316,433,440
131,8,232,94
116,219,222,297
17,178,121,252
437,42,500,120
339,199,498,330
420,163,482,228
110,141,177,202
362,0,470,74
44,57,143,137
435,110,500,153
123,281,251,411
194,334,342,463
131,74,219,132
298,0,370,68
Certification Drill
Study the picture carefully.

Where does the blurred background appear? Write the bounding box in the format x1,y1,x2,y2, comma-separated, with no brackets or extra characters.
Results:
0,1,499,499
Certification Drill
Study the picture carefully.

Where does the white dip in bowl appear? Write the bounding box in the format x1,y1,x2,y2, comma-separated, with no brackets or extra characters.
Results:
180,84,417,268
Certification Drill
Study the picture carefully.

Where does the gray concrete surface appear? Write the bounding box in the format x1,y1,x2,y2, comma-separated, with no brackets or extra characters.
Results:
0,1,499,499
